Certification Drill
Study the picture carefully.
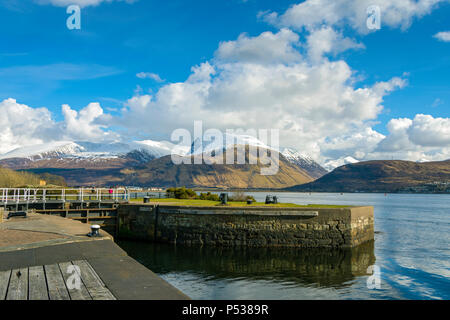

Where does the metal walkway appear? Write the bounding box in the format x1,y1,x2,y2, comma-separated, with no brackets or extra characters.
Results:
0,188,129,205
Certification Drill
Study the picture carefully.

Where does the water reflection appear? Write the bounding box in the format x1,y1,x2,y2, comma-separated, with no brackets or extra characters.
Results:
117,240,375,289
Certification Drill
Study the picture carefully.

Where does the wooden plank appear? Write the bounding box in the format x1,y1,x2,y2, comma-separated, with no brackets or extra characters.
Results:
44,264,70,300
6,268,28,300
58,262,91,300
72,260,116,300
0,270,11,300
28,266,48,300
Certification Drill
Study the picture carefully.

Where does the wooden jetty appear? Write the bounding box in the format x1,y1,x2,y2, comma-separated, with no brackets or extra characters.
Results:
1,260,116,300
0,209,189,300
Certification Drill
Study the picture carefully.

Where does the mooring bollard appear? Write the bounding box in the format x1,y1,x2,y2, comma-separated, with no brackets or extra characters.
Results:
220,193,228,205
143,196,150,204
265,195,277,204
87,224,101,237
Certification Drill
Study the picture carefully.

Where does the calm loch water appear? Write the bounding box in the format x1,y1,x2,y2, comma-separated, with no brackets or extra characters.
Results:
117,193,450,300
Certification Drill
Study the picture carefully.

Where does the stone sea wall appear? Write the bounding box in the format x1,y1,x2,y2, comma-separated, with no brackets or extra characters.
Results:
117,205,374,248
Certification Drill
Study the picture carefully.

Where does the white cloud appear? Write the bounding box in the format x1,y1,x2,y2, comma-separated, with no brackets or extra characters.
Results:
117,30,407,163
61,102,118,141
374,115,450,162
136,72,164,82
215,29,302,64
0,98,118,154
306,27,365,63
408,114,450,147
0,99,57,154
320,127,386,160
262,0,446,34
34,0,137,8
434,31,450,42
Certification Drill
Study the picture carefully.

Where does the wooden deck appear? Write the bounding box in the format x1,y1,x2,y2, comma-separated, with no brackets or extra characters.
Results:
0,260,116,300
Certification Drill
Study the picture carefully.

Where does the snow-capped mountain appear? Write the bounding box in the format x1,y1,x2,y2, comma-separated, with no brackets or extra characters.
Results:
324,156,359,171
0,136,327,179
188,133,272,155
186,134,327,178
0,140,178,161
0,141,86,160
131,140,179,158
280,147,328,179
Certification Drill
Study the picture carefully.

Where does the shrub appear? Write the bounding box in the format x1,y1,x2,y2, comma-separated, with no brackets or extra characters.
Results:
199,192,220,201
166,187,198,199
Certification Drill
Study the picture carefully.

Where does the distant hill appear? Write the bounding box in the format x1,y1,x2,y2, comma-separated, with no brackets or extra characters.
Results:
286,160,450,193
0,167,66,188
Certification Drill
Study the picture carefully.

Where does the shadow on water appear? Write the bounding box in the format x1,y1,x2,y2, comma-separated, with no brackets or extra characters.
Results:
117,240,375,289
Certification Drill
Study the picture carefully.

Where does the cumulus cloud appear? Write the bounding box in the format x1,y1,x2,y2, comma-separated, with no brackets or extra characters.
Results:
34,0,137,8
116,29,407,163
408,114,450,147
261,0,446,34
61,102,118,141
136,72,164,82
0,98,118,154
215,29,302,64
320,127,386,160
306,27,365,63
434,31,450,42
374,115,450,162
0,99,57,154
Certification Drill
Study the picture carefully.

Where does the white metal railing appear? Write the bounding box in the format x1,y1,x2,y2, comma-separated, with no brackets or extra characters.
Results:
0,188,129,204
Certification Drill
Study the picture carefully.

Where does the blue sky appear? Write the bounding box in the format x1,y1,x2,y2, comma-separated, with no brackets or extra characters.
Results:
0,0,449,166
1,0,301,113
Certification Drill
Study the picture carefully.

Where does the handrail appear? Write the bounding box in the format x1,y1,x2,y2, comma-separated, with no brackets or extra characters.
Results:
0,188,130,204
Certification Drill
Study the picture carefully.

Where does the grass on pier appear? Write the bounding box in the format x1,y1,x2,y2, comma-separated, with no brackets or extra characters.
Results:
128,198,349,208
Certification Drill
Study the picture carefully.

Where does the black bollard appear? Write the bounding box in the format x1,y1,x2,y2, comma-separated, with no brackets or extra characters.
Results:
220,193,228,205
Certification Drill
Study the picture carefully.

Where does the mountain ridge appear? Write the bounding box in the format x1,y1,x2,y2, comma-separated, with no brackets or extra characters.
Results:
286,159,450,193
0,140,327,188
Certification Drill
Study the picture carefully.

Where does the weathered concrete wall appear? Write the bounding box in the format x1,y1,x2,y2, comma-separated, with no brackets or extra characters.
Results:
118,204,374,248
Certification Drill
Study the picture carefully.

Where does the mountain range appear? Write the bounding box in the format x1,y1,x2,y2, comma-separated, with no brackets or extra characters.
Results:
0,137,328,188
1,139,449,192
286,160,450,193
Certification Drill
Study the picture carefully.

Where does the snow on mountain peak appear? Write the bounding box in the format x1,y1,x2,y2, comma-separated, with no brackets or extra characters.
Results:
324,156,359,171
0,137,326,177
188,133,275,155
131,140,179,158
0,141,85,160
280,147,315,164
